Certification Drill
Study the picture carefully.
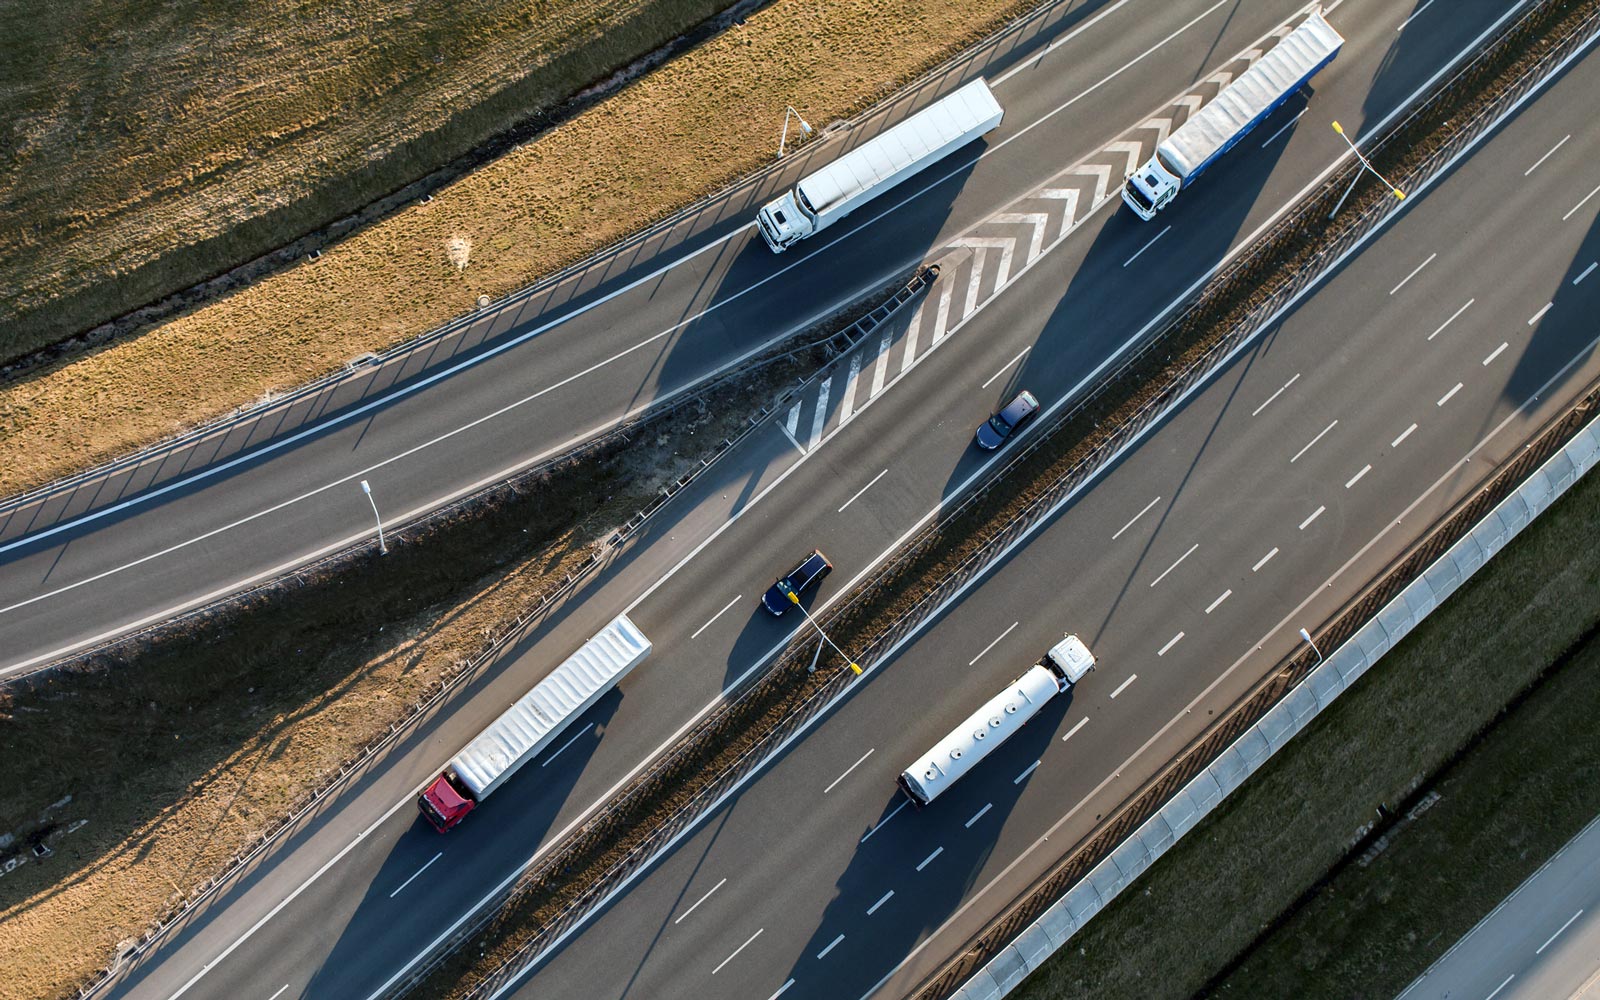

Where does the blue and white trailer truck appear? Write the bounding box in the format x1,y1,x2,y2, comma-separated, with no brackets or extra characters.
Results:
1121,10,1344,220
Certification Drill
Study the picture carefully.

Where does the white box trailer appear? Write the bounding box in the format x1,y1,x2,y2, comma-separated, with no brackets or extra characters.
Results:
756,78,1003,252
1122,10,1344,220
418,613,651,831
898,635,1095,806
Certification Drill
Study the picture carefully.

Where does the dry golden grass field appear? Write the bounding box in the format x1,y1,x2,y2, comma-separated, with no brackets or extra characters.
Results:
0,0,1041,497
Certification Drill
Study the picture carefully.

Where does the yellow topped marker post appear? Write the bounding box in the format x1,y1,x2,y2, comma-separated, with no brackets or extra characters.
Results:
789,590,863,675
1328,120,1406,217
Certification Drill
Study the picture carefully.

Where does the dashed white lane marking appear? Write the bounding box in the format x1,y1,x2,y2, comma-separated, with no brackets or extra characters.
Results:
1253,547,1279,572
1396,0,1435,31
1392,423,1418,448
838,469,889,513
969,622,1020,666
1158,632,1184,656
1149,542,1198,587
1528,302,1554,325
1062,717,1089,741
1110,674,1138,698
1252,373,1301,416
808,376,832,450
916,847,944,872
1260,108,1308,148
1437,382,1463,407
766,978,796,1000
390,852,444,899
1346,464,1372,489
712,928,764,975
1123,225,1172,268
817,934,846,960
870,331,893,397
1576,262,1598,285
1428,299,1474,341
541,723,596,767
839,353,865,424
901,311,922,374
860,800,910,844
824,749,876,795
1014,760,1041,784
1299,505,1326,530
868,890,895,915
1113,495,1162,539
966,803,994,828
674,877,728,925
982,347,1032,389
1536,908,1584,953
691,596,744,639
1205,590,1232,614
1526,134,1570,175
1564,182,1600,221
1485,973,1515,1000
1483,342,1509,366
1389,252,1437,295
1291,419,1338,463
267,987,290,1000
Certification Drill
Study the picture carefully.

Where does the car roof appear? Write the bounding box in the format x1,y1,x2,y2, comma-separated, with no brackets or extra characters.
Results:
1000,392,1037,422
797,551,828,575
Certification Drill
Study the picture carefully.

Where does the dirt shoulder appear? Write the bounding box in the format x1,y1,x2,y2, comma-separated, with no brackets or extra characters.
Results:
0,0,1046,497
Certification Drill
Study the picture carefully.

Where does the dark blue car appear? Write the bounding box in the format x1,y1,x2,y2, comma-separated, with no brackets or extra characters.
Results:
762,550,833,615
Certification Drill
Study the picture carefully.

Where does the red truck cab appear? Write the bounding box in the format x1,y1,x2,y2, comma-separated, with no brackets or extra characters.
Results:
418,772,476,832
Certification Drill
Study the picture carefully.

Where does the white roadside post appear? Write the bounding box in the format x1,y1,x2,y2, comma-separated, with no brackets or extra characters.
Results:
1328,120,1406,218
778,105,813,158
360,479,388,555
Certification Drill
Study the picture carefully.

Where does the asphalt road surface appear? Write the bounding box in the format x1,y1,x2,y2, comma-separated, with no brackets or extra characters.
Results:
1398,815,1600,1000
0,0,1506,674
84,1,1568,999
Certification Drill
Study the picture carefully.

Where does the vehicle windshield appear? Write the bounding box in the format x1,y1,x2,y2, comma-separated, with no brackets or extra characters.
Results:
1123,179,1154,211
776,578,797,597
987,414,1013,437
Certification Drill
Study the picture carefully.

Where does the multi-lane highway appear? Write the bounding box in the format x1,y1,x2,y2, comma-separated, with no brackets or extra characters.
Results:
0,0,1490,675
76,1,1577,998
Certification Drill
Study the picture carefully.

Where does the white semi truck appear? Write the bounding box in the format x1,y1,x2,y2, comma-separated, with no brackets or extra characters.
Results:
418,614,651,832
756,78,1004,252
1122,10,1344,220
897,635,1095,807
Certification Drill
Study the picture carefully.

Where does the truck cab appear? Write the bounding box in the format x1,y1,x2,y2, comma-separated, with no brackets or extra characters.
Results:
1045,634,1096,689
1122,155,1181,221
418,772,476,832
756,191,815,252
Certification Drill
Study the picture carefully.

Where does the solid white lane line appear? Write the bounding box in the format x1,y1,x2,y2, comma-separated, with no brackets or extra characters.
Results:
824,749,876,795
808,377,832,450
1110,674,1138,698
389,852,443,899
1158,633,1184,656
966,804,994,828
1528,302,1554,325
767,980,796,1000
267,987,290,1000
1112,495,1162,539
970,622,1021,665
991,0,1139,83
1123,225,1172,267
868,890,895,915
674,877,728,925
1483,342,1509,366
838,469,889,513
1014,760,1041,784
982,347,1032,389
1346,464,1372,489
1526,134,1571,175
860,800,910,844
1437,382,1463,407
1261,108,1308,148
1149,543,1198,587
917,847,944,872
1389,252,1437,295
691,597,744,640
1392,423,1418,448
1252,373,1302,416
1253,547,1279,572
1428,299,1474,341
1537,908,1584,953
1205,590,1232,614
712,929,764,975
541,724,596,767
1396,0,1435,31
1291,420,1339,463
1564,182,1600,221
817,934,846,960
1485,974,1514,1000
1062,718,1089,742
1576,262,1598,285
1299,506,1325,530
